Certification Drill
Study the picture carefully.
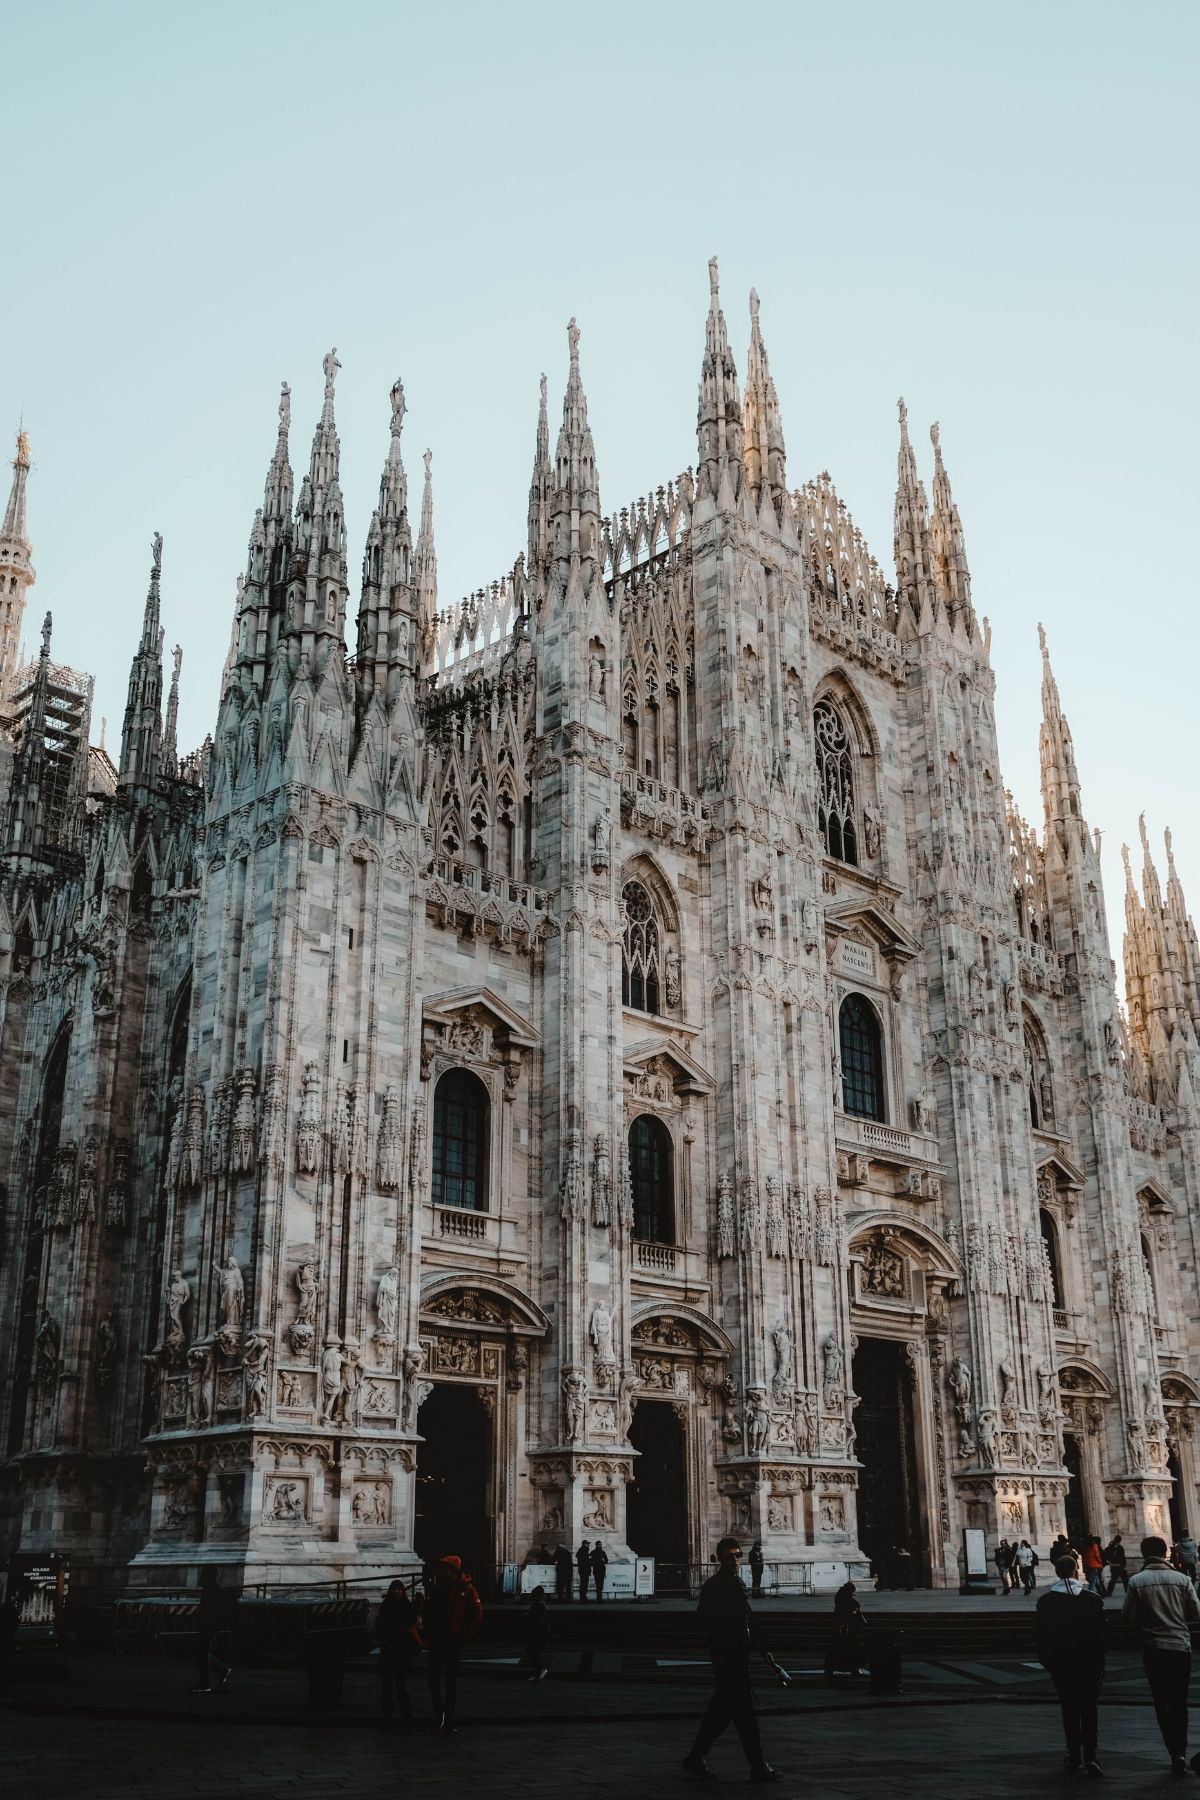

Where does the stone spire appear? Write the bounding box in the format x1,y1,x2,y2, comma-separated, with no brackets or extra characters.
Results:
4,610,52,860
235,382,294,686
414,447,438,668
1164,826,1200,1030
893,399,933,624
0,428,35,687
118,533,166,797
742,288,786,514
1037,623,1083,829
162,644,182,776
356,379,414,714
551,318,600,576
928,420,973,628
527,373,553,590
289,349,348,666
696,256,742,505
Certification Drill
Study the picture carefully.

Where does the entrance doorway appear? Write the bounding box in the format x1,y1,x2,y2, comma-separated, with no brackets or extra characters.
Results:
851,1338,923,1586
1168,1445,1186,1541
627,1402,688,1582
414,1383,493,1581
1063,1435,1087,1540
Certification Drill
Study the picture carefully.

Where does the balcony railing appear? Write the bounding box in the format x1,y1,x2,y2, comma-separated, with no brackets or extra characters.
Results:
634,1240,678,1273
436,1206,488,1241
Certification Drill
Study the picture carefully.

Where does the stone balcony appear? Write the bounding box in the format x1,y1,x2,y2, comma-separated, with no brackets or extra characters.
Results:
834,1112,941,1190
1017,936,1066,997
619,770,710,852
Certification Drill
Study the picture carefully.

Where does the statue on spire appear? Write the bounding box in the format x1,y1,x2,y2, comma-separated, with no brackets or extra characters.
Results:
897,396,908,429
423,447,432,482
930,420,941,454
279,382,291,434
40,611,51,656
749,286,760,321
709,254,719,297
323,347,341,398
390,380,406,437
152,531,163,573
567,317,580,362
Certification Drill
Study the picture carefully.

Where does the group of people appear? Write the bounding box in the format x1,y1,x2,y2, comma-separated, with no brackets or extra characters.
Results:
1035,1534,1200,1778
546,1539,609,1602
995,1537,1041,1595
373,1555,484,1730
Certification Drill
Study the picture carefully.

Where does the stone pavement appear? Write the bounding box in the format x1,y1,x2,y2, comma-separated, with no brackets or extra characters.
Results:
3,1686,1198,1799
5,1641,1200,1798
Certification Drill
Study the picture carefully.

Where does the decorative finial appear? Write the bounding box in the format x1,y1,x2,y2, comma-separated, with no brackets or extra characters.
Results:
567,317,580,362
99,716,107,752
708,255,719,298
14,428,30,470
1121,842,1132,875
152,531,163,573
278,382,291,433
1165,826,1175,863
1037,621,1048,658
539,372,547,406
390,379,406,436
930,420,941,454
423,448,432,481
897,396,907,428
323,347,341,397
1139,811,1150,852
172,644,182,682
40,610,51,656
749,287,760,321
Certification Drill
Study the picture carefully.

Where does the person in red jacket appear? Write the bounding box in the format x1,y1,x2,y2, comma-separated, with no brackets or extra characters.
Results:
1082,1537,1105,1594
423,1555,483,1732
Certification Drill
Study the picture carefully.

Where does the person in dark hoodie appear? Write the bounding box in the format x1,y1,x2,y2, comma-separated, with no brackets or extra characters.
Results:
374,1579,421,1726
524,1584,551,1681
423,1555,483,1732
576,1539,591,1601
1035,1552,1106,1777
681,1536,781,1784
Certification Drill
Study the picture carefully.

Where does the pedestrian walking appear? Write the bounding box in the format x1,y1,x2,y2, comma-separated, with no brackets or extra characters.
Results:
554,1543,573,1603
524,1584,551,1682
576,1539,591,1601
590,1540,609,1602
1035,1553,1106,1777
1122,1534,1200,1777
1082,1537,1105,1595
1016,1539,1039,1596
191,1567,232,1694
681,1536,781,1784
749,1540,765,1597
822,1580,868,1679
1049,1533,1071,1567
1176,1533,1199,1590
996,1538,1015,1594
423,1554,483,1732
1103,1533,1128,1595
374,1579,420,1726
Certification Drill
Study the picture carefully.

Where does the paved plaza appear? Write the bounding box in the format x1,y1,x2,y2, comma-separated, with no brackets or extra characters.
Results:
5,1629,1199,1799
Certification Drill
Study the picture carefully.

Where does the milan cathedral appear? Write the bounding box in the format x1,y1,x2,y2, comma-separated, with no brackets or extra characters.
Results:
1,264,1197,1591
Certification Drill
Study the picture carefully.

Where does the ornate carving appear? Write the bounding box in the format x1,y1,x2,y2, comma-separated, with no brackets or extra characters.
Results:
296,1063,322,1174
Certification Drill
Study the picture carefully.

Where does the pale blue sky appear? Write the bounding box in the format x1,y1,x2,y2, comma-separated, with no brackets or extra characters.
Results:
3,0,1197,942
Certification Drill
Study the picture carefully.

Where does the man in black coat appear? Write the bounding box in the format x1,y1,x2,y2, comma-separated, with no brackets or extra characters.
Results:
554,1543,573,1603
1035,1553,1106,1776
681,1537,781,1784
576,1539,591,1601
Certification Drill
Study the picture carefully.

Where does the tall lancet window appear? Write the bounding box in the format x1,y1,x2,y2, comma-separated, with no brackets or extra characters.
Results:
815,699,858,865
622,880,661,1015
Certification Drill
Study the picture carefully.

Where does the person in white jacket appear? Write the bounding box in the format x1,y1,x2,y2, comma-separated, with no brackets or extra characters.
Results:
1122,1535,1200,1777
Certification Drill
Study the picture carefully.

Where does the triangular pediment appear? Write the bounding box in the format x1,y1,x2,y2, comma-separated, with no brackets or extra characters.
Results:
623,1037,716,1095
422,985,539,1048
824,896,922,961
1037,1149,1086,1191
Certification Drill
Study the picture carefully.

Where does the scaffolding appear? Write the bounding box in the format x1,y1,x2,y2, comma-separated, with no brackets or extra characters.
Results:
1,654,94,848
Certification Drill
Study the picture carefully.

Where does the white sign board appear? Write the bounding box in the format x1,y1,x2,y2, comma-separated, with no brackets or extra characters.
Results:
963,1529,988,1578
634,1557,655,1597
520,1563,556,1594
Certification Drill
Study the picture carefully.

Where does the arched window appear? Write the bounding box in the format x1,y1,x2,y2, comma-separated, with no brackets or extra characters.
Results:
629,1114,674,1244
432,1069,489,1212
622,881,662,1015
814,698,858,864
1040,1209,1061,1307
839,993,884,1121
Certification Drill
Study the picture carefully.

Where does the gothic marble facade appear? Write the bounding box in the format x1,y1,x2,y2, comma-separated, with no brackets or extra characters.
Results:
1,269,1198,1590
